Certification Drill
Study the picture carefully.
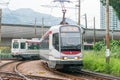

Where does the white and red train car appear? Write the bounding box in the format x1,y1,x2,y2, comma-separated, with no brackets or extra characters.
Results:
11,38,40,59
39,25,83,69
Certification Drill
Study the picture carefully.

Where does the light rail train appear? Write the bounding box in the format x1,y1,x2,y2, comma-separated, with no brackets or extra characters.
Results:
39,24,84,69
11,38,40,59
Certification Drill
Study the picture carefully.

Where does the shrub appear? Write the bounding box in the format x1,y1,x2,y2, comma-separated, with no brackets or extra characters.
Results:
93,41,105,51
83,51,120,76
0,46,11,53
93,40,120,58
110,40,120,58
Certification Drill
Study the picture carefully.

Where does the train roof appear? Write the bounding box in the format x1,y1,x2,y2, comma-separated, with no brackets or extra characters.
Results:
26,40,40,43
12,39,27,41
12,38,40,43
40,24,83,41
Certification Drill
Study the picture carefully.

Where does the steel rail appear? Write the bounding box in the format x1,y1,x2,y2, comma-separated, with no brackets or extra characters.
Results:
80,69,120,80
0,72,25,80
0,60,18,71
41,61,85,80
15,60,64,80
0,60,26,79
14,61,32,80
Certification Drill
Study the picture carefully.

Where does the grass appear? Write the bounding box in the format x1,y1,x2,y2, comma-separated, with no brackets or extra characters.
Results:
83,51,120,76
0,53,13,59
0,46,12,59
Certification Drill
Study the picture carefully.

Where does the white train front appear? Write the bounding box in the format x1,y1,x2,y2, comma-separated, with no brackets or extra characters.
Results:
39,25,83,69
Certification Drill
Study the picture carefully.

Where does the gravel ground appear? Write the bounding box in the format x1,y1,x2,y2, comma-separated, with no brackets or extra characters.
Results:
0,60,13,66
18,60,69,80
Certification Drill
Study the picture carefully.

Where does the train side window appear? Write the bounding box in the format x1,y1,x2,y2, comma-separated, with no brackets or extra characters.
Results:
33,43,40,49
53,33,59,51
28,43,40,50
28,43,32,49
40,36,49,49
13,42,19,49
20,42,26,49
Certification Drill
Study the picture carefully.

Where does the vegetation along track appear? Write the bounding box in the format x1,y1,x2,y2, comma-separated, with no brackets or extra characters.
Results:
79,69,120,80
63,68,120,80
42,61,120,80
1,60,119,80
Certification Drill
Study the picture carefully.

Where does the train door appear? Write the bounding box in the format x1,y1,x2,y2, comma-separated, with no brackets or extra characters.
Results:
19,40,26,54
11,39,20,55
40,34,50,60
52,33,61,58
53,33,59,51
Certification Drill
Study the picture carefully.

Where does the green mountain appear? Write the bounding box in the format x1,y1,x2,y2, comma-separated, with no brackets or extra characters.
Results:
2,8,76,26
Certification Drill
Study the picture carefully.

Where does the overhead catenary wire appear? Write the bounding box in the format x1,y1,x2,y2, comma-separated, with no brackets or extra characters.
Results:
1,0,80,33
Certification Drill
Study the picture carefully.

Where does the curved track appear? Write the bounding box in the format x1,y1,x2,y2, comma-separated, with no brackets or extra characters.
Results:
79,69,120,80
0,60,64,80
42,61,120,80
0,60,26,80
0,72,25,80
0,60,21,73
58,68,120,80
15,60,65,80
1,60,119,80
42,61,89,80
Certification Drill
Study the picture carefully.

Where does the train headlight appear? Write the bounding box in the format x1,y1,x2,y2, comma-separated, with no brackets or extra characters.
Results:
64,57,67,60
62,57,67,60
75,56,80,60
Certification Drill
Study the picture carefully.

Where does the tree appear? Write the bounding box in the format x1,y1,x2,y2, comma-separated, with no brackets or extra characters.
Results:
101,0,120,20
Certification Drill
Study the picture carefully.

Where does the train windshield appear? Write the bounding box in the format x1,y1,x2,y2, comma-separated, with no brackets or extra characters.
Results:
60,26,81,51
60,33,81,51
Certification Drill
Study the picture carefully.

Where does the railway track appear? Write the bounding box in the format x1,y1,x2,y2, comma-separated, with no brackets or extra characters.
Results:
15,60,65,80
0,60,20,73
0,60,26,80
0,60,63,80
1,60,120,80
42,61,87,80
80,69,120,80
0,72,25,80
42,61,120,80
59,68,120,80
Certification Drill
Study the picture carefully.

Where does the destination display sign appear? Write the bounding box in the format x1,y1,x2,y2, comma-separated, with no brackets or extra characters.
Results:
61,26,80,32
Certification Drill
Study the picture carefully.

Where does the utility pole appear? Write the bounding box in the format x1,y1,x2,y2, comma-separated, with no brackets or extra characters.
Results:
84,13,87,28
105,0,110,63
78,0,80,25
34,18,37,38
0,9,2,63
41,17,44,37
77,0,84,51
0,9,2,44
93,17,96,45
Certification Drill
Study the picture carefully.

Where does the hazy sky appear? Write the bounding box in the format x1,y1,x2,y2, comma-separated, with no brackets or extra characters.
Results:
1,0,100,28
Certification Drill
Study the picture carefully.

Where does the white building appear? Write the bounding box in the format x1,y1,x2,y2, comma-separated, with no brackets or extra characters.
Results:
100,3,120,30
